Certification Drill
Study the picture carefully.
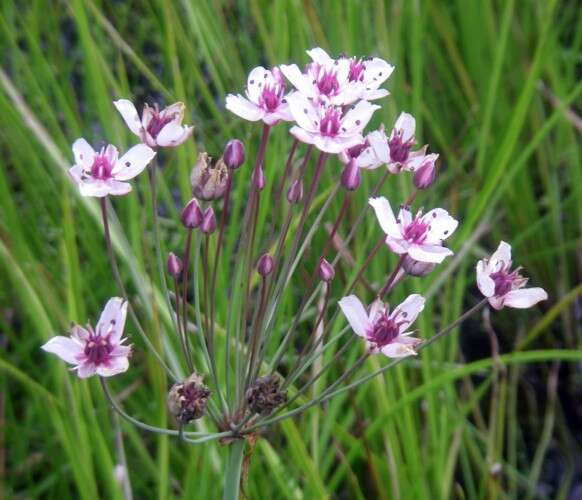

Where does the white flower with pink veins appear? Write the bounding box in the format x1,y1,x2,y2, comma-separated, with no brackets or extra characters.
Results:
476,241,548,310
42,298,131,378
281,47,394,106
114,100,194,148
69,139,156,197
287,92,379,154
225,66,293,126
339,294,425,358
369,196,458,263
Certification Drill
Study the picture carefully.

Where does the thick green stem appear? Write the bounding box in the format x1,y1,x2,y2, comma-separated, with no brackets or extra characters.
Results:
222,440,246,500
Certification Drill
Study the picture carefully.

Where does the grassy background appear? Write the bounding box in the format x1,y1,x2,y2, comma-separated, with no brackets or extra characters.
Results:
1,0,581,498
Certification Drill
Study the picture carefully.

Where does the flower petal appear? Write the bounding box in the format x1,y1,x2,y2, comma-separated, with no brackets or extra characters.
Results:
408,244,453,263
286,93,319,132
394,112,416,142
306,47,333,64
312,133,364,154
338,295,370,337
156,123,193,147
78,179,114,198
72,138,96,170
245,66,269,103
393,294,425,332
362,58,394,86
280,64,316,98
113,99,143,136
41,336,84,364
380,342,417,358
423,208,458,243
340,101,380,136
385,236,409,254
96,297,128,342
503,288,548,309
476,260,495,297
369,197,400,238
113,144,156,181
225,94,264,122
490,241,512,267
77,363,97,378
96,356,129,377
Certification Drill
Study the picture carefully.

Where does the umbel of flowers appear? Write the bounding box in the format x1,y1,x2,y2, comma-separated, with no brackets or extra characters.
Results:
43,47,548,497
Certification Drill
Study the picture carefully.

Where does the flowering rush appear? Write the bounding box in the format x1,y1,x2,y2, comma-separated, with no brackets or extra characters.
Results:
339,295,425,358
69,139,156,197
114,100,194,148
476,241,548,309
287,93,380,153
42,298,131,378
369,196,458,263
225,66,293,125
281,47,394,106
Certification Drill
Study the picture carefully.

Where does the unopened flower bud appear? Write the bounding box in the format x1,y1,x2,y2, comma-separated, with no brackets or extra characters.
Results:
341,159,361,191
180,198,203,229
287,179,303,203
246,374,287,416
190,152,229,201
223,139,245,169
318,258,334,282
257,254,274,277
252,165,265,190
402,255,435,277
167,373,210,424
412,154,438,189
167,252,182,277
200,207,217,234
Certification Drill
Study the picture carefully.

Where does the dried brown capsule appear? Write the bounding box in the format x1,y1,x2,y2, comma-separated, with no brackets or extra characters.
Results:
246,374,287,416
167,373,210,424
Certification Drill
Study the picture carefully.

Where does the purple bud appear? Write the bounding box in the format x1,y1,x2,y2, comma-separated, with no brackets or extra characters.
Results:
402,255,435,277
252,165,265,191
167,252,183,277
318,258,334,282
341,159,361,191
223,139,245,169
200,207,217,234
180,198,203,229
287,179,303,204
257,254,274,277
412,154,438,189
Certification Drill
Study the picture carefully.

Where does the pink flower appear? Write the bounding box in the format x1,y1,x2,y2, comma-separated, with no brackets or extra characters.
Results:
69,139,156,197
476,241,548,310
114,100,194,148
287,93,379,154
339,294,425,358
281,48,394,106
339,128,388,170
41,298,131,378
225,66,293,125
369,196,458,263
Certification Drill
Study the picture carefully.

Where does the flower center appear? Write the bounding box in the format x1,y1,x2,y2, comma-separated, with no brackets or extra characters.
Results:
348,59,365,82
90,154,113,180
84,334,113,365
316,69,340,96
319,108,342,137
369,312,400,347
147,111,174,138
388,131,412,163
403,217,429,244
345,140,368,159
259,84,283,112
490,268,522,296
